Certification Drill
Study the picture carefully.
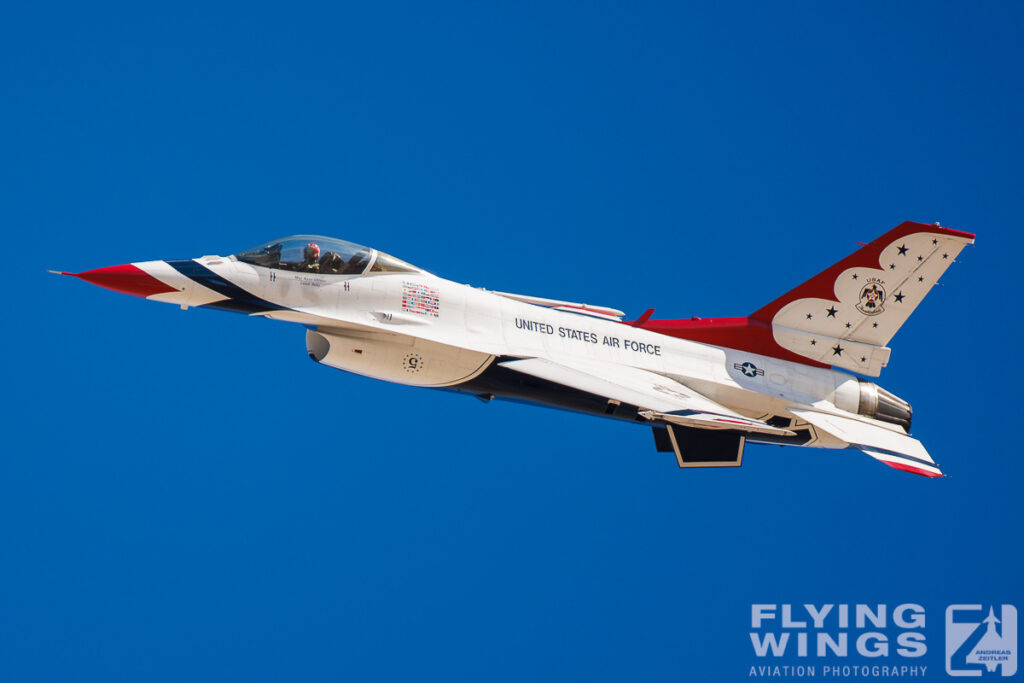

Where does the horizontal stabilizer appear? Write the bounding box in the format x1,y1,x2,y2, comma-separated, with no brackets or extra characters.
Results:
857,446,943,478
789,408,942,477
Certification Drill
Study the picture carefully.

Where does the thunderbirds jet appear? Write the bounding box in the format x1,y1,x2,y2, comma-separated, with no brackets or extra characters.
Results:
57,221,973,477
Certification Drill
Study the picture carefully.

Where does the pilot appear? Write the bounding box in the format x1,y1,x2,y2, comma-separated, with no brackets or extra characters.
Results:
301,242,321,272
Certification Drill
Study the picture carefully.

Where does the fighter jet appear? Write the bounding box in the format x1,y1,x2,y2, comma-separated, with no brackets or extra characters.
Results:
56,221,974,477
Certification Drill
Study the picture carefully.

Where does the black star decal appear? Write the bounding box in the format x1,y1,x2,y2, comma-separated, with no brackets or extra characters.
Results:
894,291,905,303
860,356,866,362
917,255,923,261
806,313,813,320
872,322,878,328
845,322,852,328
810,339,816,346
832,344,844,357
897,244,908,255
852,274,859,280
932,238,939,245
943,253,949,259
889,263,896,270
826,306,838,318
918,276,924,282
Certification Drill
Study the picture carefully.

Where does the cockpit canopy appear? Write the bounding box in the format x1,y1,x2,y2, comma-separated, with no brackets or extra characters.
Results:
234,236,422,275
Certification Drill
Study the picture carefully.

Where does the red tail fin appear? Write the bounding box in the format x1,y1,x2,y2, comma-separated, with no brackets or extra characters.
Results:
629,221,975,376
750,221,974,325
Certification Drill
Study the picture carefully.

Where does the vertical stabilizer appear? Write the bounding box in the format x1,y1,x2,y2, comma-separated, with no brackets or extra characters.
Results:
749,221,975,376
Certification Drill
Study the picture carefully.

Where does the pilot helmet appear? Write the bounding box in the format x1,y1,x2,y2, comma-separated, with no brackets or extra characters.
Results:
304,242,321,261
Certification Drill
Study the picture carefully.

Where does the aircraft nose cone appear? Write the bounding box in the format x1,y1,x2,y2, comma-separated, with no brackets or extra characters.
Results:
70,263,177,298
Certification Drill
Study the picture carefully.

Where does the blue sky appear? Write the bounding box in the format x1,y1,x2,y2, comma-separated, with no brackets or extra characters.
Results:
2,2,1022,681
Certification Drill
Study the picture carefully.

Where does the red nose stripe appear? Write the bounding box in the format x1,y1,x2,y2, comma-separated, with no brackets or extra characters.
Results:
73,264,178,298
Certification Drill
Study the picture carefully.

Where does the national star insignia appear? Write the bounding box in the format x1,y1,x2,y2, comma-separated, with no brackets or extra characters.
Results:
894,291,905,303
826,306,838,318
889,264,896,270
897,244,908,255
832,344,844,356
872,322,878,328
845,322,852,328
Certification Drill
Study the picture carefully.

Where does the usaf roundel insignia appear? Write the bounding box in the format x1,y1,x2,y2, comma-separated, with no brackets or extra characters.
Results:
856,280,887,316
733,361,764,378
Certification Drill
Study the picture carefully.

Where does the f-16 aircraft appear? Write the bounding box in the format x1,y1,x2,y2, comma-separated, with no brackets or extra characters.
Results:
57,221,973,477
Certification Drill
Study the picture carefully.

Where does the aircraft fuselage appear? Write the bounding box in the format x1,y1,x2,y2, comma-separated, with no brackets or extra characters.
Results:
62,222,974,477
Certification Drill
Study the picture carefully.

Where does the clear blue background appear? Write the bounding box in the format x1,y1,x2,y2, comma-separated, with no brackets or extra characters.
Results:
2,2,1021,680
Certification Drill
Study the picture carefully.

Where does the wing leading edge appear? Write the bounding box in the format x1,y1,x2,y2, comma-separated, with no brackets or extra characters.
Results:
490,291,626,321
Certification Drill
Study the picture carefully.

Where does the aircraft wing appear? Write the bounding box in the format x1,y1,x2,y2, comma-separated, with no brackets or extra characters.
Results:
789,408,942,477
498,357,794,437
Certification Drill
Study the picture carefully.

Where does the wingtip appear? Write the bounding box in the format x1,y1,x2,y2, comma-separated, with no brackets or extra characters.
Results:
47,270,77,276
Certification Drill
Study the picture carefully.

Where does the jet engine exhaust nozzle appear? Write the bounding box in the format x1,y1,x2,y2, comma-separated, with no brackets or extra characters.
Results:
857,379,913,432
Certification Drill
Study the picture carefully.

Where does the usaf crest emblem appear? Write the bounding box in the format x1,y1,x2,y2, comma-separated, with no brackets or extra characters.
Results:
856,279,887,316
